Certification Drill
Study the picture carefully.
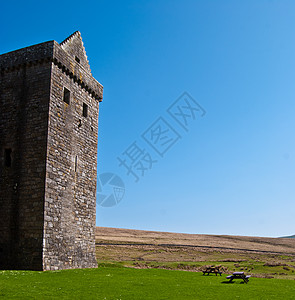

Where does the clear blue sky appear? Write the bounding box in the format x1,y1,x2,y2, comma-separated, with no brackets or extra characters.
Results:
1,0,295,237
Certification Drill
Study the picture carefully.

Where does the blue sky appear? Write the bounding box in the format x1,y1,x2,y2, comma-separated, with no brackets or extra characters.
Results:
1,0,295,237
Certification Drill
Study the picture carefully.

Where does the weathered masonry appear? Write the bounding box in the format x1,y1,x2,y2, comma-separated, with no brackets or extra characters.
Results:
0,32,103,270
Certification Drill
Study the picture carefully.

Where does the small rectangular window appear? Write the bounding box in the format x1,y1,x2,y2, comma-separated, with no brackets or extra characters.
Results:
63,88,70,104
75,56,80,63
4,149,12,167
83,103,88,118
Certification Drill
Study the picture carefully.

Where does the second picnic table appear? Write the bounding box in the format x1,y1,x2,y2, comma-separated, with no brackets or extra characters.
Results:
226,272,251,283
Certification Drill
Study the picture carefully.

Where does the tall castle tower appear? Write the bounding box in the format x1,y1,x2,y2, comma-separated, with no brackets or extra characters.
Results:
0,32,103,270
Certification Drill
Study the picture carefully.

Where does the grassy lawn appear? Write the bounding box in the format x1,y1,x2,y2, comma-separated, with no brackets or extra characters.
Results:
1,264,295,299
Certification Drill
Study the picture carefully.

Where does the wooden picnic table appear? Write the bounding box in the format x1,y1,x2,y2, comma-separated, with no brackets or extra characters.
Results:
202,266,223,276
226,272,251,283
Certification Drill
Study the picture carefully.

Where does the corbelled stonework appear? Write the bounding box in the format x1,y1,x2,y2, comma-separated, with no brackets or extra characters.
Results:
0,32,102,270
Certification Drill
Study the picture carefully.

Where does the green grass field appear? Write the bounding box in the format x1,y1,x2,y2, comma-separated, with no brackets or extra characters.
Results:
1,264,295,299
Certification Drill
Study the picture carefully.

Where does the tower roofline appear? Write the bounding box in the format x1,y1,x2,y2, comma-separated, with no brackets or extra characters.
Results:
0,39,103,102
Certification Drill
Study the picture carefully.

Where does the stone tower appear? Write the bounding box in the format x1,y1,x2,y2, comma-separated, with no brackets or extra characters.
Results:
0,32,103,270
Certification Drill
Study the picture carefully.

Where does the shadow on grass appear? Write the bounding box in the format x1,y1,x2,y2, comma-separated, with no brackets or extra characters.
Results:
221,281,247,284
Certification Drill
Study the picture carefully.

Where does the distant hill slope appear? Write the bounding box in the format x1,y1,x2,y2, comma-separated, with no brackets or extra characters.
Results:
96,227,295,255
281,235,295,238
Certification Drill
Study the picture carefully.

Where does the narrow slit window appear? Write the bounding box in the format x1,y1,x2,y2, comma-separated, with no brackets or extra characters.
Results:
75,56,80,63
83,103,88,118
75,155,78,172
4,149,12,167
63,88,70,104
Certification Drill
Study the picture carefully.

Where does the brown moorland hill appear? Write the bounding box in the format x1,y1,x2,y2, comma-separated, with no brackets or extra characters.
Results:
96,227,295,255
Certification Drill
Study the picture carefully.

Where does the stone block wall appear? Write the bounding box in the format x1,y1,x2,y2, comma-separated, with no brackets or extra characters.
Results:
0,43,53,269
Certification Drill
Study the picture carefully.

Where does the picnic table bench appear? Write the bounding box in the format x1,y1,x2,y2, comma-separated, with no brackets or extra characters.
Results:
202,266,223,276
226,272,251,283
